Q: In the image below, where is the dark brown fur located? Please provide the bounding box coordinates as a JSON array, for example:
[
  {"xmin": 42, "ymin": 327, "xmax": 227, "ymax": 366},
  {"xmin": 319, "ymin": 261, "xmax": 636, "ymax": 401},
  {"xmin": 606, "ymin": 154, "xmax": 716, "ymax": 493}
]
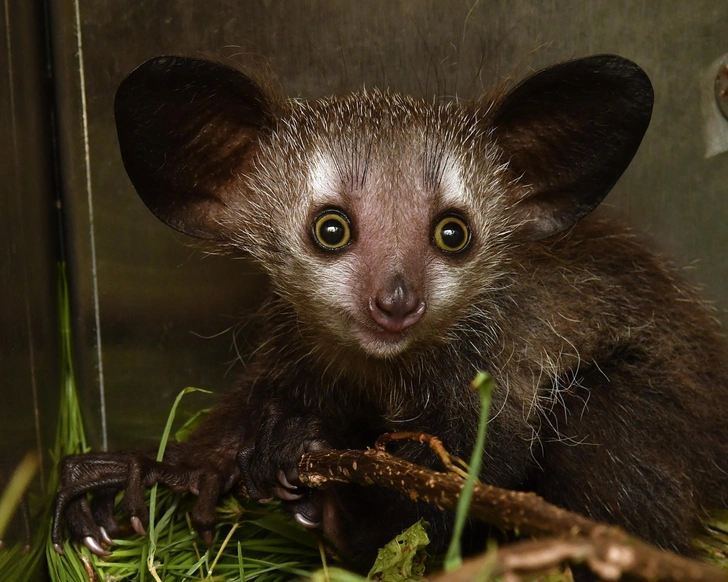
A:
[
  {"xmin": 53, "ymin": 55, "xmax": 728, "ymax": 569},
  {"xmin": 192, "ymin": 212, "xmax": 728, "ymax": 560}
]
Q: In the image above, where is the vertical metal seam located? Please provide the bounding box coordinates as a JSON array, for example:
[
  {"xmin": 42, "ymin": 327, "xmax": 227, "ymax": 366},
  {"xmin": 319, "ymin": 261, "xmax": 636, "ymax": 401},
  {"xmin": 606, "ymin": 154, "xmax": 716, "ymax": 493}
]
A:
[
  {"xmin": 72, "ymin": 0, "xmax": 107, "ymax": 450},
  {"xmin": 4, "ymin": 0, "xmax": 46, "ymax": 485}
]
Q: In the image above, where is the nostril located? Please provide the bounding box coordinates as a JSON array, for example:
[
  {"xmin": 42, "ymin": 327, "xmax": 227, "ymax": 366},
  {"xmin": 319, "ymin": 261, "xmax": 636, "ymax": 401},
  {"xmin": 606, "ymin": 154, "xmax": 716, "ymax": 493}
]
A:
[
  {"xmin": 376, "ymin": 290, "xmax": 415, "ymax": 319},
  {"xmin": 373, "ymin": 295, "xmax": 389, "ymax": 316},
  {"xmin": 370, "ymin": 285, "xmax": 425, "ymax": 332}
]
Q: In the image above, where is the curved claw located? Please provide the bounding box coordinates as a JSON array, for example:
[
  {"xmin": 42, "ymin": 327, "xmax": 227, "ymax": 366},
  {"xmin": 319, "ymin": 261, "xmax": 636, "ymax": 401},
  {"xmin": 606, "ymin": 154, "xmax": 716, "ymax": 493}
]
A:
[
  {"xmin": 294, "ymin": 512, "xmax": 320, "ymax": 529},
  {"xmin": 272, "ymin": 485, "xmax": 303, "ymax": 501},
  {"xmin": 277, "ymin": 469, "xmax": 298, "ymax": 490},
  {"xmin": 84, "ymin": 535, "xmax": 111, "ymax": 556},
  {"xmin": 130, "ymin": 516, "xmax": 147, "ymax": 536},
  {"xmin": 200, "ymin": 529, "xmax": 214, "ymax": 546},
  {"xmin": 99, "ymin": 526, "xmax": 114, "ymax": 546},
  {"xmin": 53, "ymin": 542, "xmax": 64, "ymax": 555}
]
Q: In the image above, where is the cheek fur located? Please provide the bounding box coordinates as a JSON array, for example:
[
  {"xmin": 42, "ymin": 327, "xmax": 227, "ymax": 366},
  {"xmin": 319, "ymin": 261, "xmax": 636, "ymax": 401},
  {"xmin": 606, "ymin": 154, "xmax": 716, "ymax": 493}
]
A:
[
  {"xmin": 284, "ymin": 252, "xmax": 367, "ymax": 339},
  {"xmin": 313, "ymin": 258, "xmax": 364, "ymax": 317},
  {"xmin": 426, "ymin": 261, "xmax": 463, "ymax": 313},
  {"xmin": 422, "ymin": 249, "xmax": 508, "ymax": 341}
]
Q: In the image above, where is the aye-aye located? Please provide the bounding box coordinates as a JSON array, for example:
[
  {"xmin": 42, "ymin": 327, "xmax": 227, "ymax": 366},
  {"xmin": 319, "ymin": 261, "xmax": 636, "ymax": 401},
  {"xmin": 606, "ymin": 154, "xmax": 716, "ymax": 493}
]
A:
[{"xmin": 52, "ymin": 54, "xmax": 728, "ymax": 566}]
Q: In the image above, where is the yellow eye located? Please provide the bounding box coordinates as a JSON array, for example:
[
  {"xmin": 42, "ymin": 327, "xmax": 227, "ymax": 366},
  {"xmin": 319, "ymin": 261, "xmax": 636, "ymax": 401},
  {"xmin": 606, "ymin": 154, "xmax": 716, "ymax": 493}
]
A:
[
  {"xmin": 433, "ymin": 215, "xmax": 470, "ymax": 253},
  {"xmin": 313, "ymin": 210, "xmax": 352, "ymax": 250}
]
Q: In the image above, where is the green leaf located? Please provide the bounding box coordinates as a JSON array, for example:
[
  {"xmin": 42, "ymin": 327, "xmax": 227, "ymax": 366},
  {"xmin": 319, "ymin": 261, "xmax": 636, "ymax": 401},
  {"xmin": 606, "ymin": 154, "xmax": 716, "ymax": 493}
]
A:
[
  {"xmin": 367, "ymin": 519, "xmax": 430, "ymax": 582},
  {"xmin": 174, "ymin": 407, "xmax": 211, "ymax": 442}
]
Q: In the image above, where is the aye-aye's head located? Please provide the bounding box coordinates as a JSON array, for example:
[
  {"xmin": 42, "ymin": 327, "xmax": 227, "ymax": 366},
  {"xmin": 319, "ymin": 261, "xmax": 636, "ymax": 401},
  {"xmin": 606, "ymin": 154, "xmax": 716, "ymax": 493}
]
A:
[{"xmin": 115, "ymin": 55, "xmax": 652, "ymax": 360}]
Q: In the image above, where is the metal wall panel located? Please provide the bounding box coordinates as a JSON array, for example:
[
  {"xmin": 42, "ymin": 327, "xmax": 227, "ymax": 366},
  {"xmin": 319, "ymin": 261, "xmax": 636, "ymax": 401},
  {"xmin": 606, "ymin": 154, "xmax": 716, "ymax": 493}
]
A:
[
  {"xmin": 45, "ymin": 0, "xmax": 728, "ymax": 454},
  {"xmin": 0, "ymin": 0, "xmax": 60, "ymax": 560}
]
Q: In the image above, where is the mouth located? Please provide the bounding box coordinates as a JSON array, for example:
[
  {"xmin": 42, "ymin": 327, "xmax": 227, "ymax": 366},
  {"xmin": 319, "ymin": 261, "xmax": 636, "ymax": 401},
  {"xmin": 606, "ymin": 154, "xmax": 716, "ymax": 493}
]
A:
[{"xmin": 353, "ymin": 323, "xmax": 415, "ymax": 358}]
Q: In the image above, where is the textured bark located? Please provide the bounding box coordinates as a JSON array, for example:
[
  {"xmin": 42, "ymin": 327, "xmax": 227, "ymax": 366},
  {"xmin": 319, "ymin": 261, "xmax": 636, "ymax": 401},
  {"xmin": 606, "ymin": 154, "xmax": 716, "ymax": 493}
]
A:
[{"xmin": 298, "ymin": 442, "xmax": 726, "ymax": 582}]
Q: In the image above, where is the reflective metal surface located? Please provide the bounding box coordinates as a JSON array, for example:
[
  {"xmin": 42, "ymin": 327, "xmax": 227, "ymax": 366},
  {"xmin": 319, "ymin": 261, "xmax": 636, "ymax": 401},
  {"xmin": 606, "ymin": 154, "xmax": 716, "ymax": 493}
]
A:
[
  {"xmin": 3, "ymin": 0, "xmax": 728, "ymax": 507},
  {"xmin": 0, "ymin": 0, "xmax": 59, "ymax": 566}
]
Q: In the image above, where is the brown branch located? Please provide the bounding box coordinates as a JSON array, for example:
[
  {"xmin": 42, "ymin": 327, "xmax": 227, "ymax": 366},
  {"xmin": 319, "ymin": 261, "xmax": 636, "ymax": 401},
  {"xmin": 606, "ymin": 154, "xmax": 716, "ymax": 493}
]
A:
[
  {"xmin": 297, "ymin": 437, "xmax": 726, "ymax": 582},
  {"xmin": 428, "ymin": 535, "xmax": 726, "ymax": 582}
]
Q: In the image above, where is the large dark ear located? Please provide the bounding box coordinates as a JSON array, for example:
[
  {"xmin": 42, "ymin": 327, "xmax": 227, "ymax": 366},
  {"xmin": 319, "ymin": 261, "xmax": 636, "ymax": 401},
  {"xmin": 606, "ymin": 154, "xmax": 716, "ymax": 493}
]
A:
[
  {"xmin": 114, "ymin": 56, "xmax": 275, "ymax": 239},
  {"xmin": 489, "ymin": 55, "xmax": 653, "ymax": 240}
]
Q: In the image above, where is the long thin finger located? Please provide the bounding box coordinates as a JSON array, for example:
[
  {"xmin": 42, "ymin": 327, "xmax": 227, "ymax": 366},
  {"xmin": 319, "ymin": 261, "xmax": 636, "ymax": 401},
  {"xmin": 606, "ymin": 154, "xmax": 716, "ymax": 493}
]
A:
[
  {"xmin": 191, "ymin": 472, "xmax": 221, "ymax": 545},
  {"xmin": 92, "ymin": 488, "xmax": 121, "ymax": 538},
  {"xmin": 123, "ymin": 458, "xmax": 150, "ymax": 533},
  {"xmin": 238, "ymin": 446, "xmax": 269, "ymax": 499}
]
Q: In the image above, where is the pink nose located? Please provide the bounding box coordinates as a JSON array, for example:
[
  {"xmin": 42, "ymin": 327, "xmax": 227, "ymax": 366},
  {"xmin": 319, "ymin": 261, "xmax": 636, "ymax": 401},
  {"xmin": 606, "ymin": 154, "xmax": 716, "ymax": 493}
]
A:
[{"xmin": 369, "ymin": 279, "xmax": 425, "ymax": 333}]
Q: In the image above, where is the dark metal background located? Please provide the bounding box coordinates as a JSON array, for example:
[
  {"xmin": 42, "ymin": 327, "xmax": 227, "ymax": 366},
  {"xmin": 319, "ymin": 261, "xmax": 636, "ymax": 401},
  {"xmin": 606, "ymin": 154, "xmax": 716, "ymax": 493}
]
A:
[
  {"xmin": 1, "ymin": 1, "xmax": 727, "ymax": 572},
  {"xmin": 0, "ymin": 0, "xmax": 59, "ymax": 503}
]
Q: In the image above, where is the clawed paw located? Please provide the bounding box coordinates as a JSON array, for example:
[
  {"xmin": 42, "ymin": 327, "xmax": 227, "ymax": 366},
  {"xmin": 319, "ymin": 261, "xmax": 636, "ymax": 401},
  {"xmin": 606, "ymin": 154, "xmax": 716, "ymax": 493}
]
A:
[
  {"xmin": 51, "ymin": 401, "xmax": 331, "ymax": 555},
  {"xmin": 51, "ymin": 449, "xmax": 237, "ymax": 555},
  {"xmin": 236, "ymin": 402, "xmax": 330, "ymax": 518}
]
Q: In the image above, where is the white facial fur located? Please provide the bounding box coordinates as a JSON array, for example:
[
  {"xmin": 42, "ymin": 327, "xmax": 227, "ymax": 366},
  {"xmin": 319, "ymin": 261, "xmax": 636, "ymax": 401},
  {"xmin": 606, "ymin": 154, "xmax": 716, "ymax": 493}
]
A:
[{"xmin": 235, "ymin": 91, "xmax": 512, "ymax": 364}]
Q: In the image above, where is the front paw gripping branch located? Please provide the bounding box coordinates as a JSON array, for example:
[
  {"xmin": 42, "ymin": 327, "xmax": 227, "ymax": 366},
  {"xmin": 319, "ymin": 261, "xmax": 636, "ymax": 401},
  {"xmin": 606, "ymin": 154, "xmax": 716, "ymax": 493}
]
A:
[{"xmin": 49, "ymin": 385, "xmax": 323, "ymax": 581}]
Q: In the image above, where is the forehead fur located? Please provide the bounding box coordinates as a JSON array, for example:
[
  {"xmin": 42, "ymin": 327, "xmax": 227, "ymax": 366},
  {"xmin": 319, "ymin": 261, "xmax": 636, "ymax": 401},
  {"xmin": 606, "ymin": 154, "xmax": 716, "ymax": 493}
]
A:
[
  {"xmin": 285, "ymin": 90, "xmax": 494, "ymax": 181},
  {"xmin": 258, "ymin": 91, "xmax": 507, "ymax": 216}
]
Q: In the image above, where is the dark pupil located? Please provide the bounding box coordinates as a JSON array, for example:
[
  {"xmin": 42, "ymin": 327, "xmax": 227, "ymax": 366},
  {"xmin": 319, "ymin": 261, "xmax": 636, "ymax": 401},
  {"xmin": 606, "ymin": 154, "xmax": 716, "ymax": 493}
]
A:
[
  {"xmin": 320, "ymin": 219, "xmax": 345, "ymax": 245},
  {"xmin": 441, "ymin": 221, "xmax": 465, "ymax": 248}
]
